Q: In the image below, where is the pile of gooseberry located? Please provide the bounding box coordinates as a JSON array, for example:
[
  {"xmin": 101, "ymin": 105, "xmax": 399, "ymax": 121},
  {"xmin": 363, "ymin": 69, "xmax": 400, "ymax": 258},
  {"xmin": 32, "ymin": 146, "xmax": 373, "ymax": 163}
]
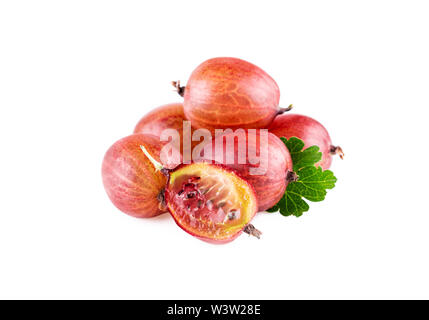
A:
[{"xmin": 102, "ymin": 57, "xmax": 343, "ymax": 244}]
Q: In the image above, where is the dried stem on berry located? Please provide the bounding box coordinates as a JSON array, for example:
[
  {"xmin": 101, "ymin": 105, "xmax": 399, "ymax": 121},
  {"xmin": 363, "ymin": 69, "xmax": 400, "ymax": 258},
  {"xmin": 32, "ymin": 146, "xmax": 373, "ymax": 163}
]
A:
[
  {"xmin": 172, "ymin": 81, "xmax": 185, "ymax": 97},
  {"xmin": 330, "ymin": 145, "xmax": 344, "ymax": 159},
  {"xmin": 286, "ymin": 170, "xmax": 299, "ymax": 183},
  {"xmin": 157, "ymin": 189, "xmax": 166, "ymax": 208},
  {"xmin": 243, "ymin": 224, "xmax": 262, "ymax": 239},
  {"xmin": 277, "ymin": 104, "xmax": 293, "ymax": 115}
]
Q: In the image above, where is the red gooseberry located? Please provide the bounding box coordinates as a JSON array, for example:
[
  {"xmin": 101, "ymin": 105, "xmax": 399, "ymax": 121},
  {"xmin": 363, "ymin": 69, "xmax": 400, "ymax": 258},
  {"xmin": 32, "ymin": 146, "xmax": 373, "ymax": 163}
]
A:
[
  {"xmin": 140, "ymin": 146, "xmax": 261, "ymax": 244},
  {"xmin": 200, "ymin": 130, "xmax": 294, "ymax": 211},
  {"xmin": 173, "ymin": 57, "xmax": 292, "ymax": 133},
  {"xmin": 134, "ymin": 103, "xmax": 199, "ymax": 157},
  {"xmin": 102, "ymin": 134, "xmax": 178, "ymax": 218},
  {"xmin": 269, "ymin": 114, "xmax": 344, "ymax": 169}
]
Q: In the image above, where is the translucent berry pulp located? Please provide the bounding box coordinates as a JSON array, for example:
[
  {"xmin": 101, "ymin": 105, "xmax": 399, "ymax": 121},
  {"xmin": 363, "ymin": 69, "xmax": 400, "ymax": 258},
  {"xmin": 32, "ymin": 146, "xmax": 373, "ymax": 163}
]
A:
[{"xmin": 165, "ymin": 162, "xmax": 258, "ymax": 243}]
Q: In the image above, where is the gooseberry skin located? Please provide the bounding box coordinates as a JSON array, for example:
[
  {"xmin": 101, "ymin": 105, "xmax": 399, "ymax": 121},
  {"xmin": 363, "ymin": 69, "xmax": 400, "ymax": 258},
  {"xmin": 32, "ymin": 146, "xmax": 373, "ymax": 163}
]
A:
[
  {"xmin": 269, "ymin": 114, "xmax": 337, "ymax": 169},
  {"xmin": 203, "ymin": 131, "xmax": 293, "ymax": 212},
  {"xmin": 182, "ymin": 57, "xmax": 281, "ymax": 132},
  {"xmin": 134, "ymin": 103, "xmax": 186, "ymax": 139},
  {"xmin": 102, "ymin": 134, "xmax": 172, "ymax": 218},
  {"xmin": 134, "ymin": 103, "xmax": 198, "ymax": 155},
  {"xmin": 164, "ymin": 162, "xmax": 258, "ymax": 244}
]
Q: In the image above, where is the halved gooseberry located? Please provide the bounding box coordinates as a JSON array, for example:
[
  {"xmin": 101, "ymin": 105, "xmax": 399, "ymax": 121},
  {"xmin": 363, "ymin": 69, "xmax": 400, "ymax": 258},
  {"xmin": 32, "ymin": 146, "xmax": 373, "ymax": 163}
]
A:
[
  {"xmin": 140, "ymin": 146, "xmax": 260, "ymax": 244},
  {"xmin": 165, "ymin": 162, "xmax": 259, "ymax": 243}
]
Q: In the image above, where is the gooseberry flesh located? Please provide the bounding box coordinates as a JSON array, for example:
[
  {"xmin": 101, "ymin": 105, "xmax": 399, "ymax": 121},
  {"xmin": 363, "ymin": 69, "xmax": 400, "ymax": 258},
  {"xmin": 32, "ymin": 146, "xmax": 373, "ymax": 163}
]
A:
[{"xmin": 165, "ymin": 162, "xmax": 259, "ymax": 243}]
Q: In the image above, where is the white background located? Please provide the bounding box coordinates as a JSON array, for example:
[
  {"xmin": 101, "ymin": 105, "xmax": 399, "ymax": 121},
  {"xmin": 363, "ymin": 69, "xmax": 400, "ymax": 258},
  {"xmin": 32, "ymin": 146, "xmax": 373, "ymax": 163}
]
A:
[{"xmin": 0, "ymin": 1, "xmax": 428, "ymax": 299}]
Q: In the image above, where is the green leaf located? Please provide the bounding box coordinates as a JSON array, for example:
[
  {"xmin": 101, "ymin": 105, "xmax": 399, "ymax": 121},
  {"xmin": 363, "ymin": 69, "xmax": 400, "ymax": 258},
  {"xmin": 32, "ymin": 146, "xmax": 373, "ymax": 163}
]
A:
[
  {"xmin": 268, "ymin": 137, "xmax": 337, "ymax": 217},
  {"xmin": 281, "ymin": 137, "xmax": 322, "ymax": 172}
]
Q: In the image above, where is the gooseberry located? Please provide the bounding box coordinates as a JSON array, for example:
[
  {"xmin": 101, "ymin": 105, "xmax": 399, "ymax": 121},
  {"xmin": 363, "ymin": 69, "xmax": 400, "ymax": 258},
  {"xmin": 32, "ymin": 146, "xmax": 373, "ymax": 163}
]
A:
[
  {"xmin": 140, "ymin": 147, "xmax": 260, "ymax": 243},
  {"xmin": 102, "ymin": 134, "xmax": 177, "ymax": 218},
  {"xmin": 173, "ymin": 57, "xmax": 292, "ymax": 133},
  {"xmin": 201, "ymin": 130, "xmax": 294, "ymax": 211},
  {"xmin": 269, "ymin": 114, "xmax": 343, "ymax": 169},
  {"xmin": 134, "ymin": 103, "xmax": 199, "ymax": 157}
]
